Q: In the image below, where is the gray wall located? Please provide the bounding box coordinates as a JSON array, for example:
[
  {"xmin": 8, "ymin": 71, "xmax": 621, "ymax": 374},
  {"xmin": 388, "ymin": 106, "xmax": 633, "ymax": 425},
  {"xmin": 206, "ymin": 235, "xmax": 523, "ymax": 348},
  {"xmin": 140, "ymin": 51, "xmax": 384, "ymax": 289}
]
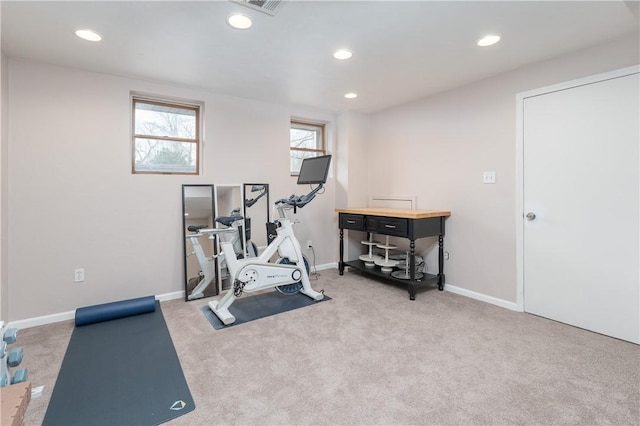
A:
[
  {"xmin": 5, "ymin": 59, "xmax": 336, "ymax": 321},
  {"xmin": 363, "ymin": 33, "xmax": 639, "ymax": 304},
  {"xmin": 3, "ymin": 32, "xmax": 638, "ymax": 323},
  {"xmin": 1, "ymin": 51, "xmax": 8, "ymax": 322}
]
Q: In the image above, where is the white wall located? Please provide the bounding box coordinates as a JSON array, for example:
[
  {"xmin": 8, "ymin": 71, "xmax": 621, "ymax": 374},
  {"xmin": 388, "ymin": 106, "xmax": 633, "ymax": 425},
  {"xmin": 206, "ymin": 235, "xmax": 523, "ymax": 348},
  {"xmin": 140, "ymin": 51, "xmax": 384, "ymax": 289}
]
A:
[
  {"xmin": 335, "ymin": 111, "xmax": 369, "ymax": 260},
  {"xmin": 6, "ymin": 32, "xmax": 638, "ymax": 323},
  {"xmin": 1, "ymin": 51, "xmax": 8, "ymax": 322},
  {"xmin": 6, "ymin": 58, "xmax": 336, "ymax": 321},
  {"xmin": 365, "ymin": 33, "xmax": 639, "ymax": 304}
]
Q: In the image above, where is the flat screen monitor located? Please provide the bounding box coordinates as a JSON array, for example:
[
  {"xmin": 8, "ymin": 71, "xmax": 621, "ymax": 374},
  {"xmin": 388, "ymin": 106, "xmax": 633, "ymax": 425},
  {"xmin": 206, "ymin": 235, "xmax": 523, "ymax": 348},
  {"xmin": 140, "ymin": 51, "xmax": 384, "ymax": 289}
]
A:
[{"xmin": 297, "ymin": 155, "xmax": 332, "ymax": 185}]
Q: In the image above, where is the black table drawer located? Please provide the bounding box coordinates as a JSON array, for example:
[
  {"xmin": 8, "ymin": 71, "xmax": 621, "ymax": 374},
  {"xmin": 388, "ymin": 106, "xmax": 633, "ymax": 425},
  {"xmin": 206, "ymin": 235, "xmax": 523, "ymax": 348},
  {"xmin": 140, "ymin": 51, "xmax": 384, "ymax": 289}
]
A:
[
  {"xmin": 340, "ymin": 214, "xmax": 365, "ymax": 230},
  {"xmin": 365, "ymin": 216, "xmax": 378, "ymax": 232},
  {"xmin": 376, "ymin": 217, "xmax": 408, "ymax": 237}
]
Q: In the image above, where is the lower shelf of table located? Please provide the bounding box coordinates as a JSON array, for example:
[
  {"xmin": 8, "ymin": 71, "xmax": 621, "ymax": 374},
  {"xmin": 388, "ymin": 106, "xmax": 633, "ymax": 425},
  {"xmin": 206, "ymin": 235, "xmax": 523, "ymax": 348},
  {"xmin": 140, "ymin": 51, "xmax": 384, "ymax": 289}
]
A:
[{"xmin": 343, "ymin": 259, "xmax": 439, "ymax": 286}]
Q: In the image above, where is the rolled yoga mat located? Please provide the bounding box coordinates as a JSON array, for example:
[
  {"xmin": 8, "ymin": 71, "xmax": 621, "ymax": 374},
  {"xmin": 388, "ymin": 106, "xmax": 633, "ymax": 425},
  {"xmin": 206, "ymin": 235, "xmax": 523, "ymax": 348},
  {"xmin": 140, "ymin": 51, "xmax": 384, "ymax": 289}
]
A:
[{"xmin": 75, "ymin": 295, "xmax": 156, "ymax": 326}]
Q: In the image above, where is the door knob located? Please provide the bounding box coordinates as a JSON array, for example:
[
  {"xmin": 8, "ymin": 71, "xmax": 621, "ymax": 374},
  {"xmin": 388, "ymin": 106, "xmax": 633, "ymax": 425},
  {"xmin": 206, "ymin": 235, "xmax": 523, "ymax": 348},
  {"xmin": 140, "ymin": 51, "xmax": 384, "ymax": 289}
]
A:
[{"xmin": 526, "ymin": 212, "xmax": 536, "ymax": 221}]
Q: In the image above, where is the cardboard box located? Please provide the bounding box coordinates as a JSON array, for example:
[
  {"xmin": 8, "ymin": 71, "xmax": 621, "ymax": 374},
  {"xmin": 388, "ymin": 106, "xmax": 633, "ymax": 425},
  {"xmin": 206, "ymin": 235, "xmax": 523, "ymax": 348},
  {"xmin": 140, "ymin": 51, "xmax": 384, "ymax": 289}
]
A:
[{"xmin": 1, "ymin": 381, "xmax": 31, "ymax": 426}]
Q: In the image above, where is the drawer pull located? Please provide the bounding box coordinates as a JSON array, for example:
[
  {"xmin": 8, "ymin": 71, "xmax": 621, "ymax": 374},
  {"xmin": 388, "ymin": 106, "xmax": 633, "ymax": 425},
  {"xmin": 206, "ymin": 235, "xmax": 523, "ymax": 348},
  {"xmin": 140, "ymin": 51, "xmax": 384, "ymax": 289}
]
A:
[
  {"xmin": 385, "ymin": 224, "xmax": 396, "ymax": 229},
  {"xmin": 347, "ymin": 220, "xmax": 356, "ymax": 224}
]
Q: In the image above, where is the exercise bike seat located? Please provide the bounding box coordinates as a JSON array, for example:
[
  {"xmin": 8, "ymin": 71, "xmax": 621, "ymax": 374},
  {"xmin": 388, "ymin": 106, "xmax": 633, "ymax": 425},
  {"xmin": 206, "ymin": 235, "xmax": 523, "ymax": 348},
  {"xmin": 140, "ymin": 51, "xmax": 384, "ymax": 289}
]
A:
[
  {"xmin": 187, "ymin": 225, "xmax": 208, "ymax": 233},
  {"xmin": 215, "ymin": 215, "xmax": 243, "ymax": 227}
]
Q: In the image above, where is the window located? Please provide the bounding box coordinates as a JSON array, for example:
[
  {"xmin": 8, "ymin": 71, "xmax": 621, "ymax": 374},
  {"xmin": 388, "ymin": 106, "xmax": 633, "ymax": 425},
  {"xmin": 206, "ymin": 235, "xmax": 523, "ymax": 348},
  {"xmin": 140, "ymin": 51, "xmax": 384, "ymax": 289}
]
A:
[
  {"xmin": 132, "ymin": 97, "xmax": 201, "ymax": 174},
  {"xmin": 290, "ymin": 120, "xmax": 325, "ymax": 175}
]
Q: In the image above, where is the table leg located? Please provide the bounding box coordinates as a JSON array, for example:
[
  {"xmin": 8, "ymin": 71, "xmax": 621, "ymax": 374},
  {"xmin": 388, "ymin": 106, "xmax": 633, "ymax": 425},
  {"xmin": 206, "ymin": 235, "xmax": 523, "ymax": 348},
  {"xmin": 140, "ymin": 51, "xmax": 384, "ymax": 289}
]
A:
[
  {"xmin": 339, "ymin": 228, "xmax": 345, "ymax": 275},
  {"xmin": 438, "ymin": 234, "xmax": 445, "ymax": 291},
  {"xmin": 408, "ymin": 239, "xmax": 416, "ymax": 300}
]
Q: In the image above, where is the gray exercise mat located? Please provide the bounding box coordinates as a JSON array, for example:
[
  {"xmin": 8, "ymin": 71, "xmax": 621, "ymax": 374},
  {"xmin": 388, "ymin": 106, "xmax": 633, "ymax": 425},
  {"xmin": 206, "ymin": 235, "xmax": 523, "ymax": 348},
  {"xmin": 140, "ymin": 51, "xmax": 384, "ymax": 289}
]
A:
[
  {"xmin": 43, "ymin": 301, "xmax": 194, "ymax": 426},
  {"xmin": 202, "ymin": 291, "xmax": 331, "ymax": 329}
]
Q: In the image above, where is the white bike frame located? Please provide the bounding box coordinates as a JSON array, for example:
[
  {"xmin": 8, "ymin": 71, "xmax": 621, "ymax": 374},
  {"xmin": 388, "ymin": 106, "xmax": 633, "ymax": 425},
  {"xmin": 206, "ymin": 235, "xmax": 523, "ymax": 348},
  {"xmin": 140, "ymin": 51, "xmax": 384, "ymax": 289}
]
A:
[
  {"xmin": 185, "ymin": 231, "xmax": 217, "ymax": 300},
  {"xmin": 186, "ymin": 215, "xmax": 258, "ymax": 300},
  {"xmin": 208, "ymin": 203, "xmax": 324, "ymax": 325}
]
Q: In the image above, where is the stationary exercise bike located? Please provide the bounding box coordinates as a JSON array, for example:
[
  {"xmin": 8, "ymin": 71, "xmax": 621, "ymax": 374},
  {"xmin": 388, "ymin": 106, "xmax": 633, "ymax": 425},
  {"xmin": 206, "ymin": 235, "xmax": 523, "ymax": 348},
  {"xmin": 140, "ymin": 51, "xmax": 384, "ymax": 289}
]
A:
[
  {"xmin": 185, "ymin": 186, "xmax": 267, "ymax": 300},
  {"xmin": 208, "ymin": 155, "xmax": 332, "ymax": 325}
]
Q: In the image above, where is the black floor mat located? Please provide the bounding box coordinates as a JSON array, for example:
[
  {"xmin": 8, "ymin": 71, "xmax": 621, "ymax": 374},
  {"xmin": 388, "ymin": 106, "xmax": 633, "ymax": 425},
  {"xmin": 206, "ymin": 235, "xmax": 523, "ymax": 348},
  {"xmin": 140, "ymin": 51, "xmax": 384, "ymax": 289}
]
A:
[{"xmin": 201, "ymin": 291, "xmax": 331, "ymax": 329}]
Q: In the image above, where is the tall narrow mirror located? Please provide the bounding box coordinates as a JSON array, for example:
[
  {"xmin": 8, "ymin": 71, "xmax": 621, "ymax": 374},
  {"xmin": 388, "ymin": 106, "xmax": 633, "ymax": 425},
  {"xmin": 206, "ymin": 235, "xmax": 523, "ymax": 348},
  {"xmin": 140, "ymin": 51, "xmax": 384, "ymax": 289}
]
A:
[
  {"xmin": 182, "ymin": 185, "xmax": 217, "ymax": 301},
  {"xmin": 243, "ymin": 183, "xmax": 270, "ymax": 255},
  {"xmin": 214, "ymin": 184, "xmax": 244, "ymax": 292}
]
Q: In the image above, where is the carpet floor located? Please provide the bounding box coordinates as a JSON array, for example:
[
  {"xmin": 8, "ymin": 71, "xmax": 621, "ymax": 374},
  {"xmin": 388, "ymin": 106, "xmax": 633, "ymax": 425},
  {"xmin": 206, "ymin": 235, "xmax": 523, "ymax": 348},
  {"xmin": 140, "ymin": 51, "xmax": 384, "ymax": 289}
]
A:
[{"xmin": 18, "ymin": 268, "xmax": 640, "ymax": 425}]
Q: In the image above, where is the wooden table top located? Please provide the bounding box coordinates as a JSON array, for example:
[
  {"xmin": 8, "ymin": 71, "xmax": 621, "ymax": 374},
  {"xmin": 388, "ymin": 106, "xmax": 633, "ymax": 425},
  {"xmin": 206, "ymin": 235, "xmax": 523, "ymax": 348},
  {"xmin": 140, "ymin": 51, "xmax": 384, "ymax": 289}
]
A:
[{"xmin": 335, "ymin": 207, "xmax": 451, "ymax": 219}]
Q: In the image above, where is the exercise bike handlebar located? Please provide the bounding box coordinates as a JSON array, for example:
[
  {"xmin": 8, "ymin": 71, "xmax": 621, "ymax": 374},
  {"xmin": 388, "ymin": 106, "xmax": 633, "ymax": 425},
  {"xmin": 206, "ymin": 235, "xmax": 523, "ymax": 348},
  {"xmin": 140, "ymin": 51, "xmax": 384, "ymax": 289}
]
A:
[
  {"xmin": 244, "ymin": 185, "xmax": 268, "ymax": 208},
  {"xmin": 275, "ymin": 184, "xmax": 324, "ymax": 211},
  {"xmin": 185, "ymin": 226, "xmax": 237, "ymax": 238}
]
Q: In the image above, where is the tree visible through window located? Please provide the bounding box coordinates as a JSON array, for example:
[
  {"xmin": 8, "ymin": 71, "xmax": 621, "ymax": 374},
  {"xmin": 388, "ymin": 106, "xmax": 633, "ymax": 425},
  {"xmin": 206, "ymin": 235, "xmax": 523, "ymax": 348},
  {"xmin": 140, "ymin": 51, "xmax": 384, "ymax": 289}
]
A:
[
  {"xmin": 132, "ymin": 97, "xmax": 201, "ymax": 174},
  {"xmin": 290, "ymin": 120, "xmax": 325, "ymax": 175}
]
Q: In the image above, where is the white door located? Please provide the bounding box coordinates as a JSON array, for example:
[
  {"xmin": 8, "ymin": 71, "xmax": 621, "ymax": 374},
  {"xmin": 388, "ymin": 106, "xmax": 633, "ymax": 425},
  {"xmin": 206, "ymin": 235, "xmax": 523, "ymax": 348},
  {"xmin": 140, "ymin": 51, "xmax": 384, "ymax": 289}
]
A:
[{"xmin": 522, "ymin": 69, "xmax": 639, "ymax": 343}]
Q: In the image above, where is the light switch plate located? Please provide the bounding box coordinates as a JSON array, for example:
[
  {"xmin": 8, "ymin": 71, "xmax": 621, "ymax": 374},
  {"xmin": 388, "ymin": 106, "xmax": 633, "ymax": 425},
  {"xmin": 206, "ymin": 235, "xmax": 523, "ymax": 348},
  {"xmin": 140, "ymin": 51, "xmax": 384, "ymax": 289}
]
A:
[{"xmin": 483, "ymin": 171, "xmax": 496, "ymax": 184}]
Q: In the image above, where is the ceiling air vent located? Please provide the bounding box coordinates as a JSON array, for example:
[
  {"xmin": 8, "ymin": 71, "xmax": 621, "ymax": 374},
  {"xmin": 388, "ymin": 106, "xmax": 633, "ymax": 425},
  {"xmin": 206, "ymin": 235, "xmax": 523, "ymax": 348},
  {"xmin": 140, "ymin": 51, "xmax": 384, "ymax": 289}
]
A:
[{"xmin": 229, "ymin": 0, "xmax": 284, "ymax": 16}]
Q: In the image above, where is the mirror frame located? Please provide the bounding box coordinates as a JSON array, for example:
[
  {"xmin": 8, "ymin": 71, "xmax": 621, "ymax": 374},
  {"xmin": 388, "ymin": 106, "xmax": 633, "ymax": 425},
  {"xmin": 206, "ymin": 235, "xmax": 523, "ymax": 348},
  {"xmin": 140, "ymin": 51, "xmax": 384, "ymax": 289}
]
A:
[
  {"xmin": 243, "ymin": 183, "xmax": 270, "ymax": 253},
  {"xmin": 213, "ymin": 184, "xmax": 244, "ymax": 293},
  {"xmin": 182, "ymin": 184, "xmax": 217, "ymax": 301}
]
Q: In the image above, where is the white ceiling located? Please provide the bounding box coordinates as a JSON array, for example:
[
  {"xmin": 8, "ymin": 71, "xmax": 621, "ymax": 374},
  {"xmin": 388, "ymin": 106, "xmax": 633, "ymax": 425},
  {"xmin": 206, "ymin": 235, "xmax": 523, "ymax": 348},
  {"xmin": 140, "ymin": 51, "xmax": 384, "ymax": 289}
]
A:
[{"xmin": 2, "ymin": 1, "xmax": 638, "ymax": 114}]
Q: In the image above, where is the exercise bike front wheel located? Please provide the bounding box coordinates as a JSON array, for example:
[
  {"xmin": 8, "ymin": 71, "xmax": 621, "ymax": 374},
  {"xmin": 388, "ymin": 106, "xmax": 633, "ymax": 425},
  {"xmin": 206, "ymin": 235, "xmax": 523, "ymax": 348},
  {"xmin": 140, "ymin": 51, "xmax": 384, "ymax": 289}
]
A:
[{"xmin": 275, "ymin": 256, "xmax": 310, "ymax": 295}]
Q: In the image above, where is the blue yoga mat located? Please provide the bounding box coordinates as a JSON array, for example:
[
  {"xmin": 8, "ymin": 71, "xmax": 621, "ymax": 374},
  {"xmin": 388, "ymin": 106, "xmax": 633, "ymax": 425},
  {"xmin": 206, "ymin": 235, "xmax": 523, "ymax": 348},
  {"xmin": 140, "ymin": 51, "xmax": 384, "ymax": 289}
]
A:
[
  {"xmin": 44, "ymin": 300, "xmax": 194, "ymax": 426},
  {"xmin": 75, "ymin": 295, "xmax": 156, "ymax": 326}
]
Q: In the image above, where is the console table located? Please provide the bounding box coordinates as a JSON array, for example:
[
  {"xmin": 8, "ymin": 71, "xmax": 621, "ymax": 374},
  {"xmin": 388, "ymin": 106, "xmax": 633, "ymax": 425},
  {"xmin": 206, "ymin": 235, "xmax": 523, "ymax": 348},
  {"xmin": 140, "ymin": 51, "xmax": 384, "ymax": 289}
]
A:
[{"xmin": 336, "ymin": 208, "xmax": 451, "ymax": 300}]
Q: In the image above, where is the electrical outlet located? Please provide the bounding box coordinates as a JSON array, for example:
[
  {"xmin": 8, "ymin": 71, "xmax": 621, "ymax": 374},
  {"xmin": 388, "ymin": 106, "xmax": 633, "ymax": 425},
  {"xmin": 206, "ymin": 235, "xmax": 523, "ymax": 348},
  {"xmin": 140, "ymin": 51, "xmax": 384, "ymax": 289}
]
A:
[
  {"xmin": 444, "ymin": 251, "xmax": 450, "ymax": 260},
  {"xmin": 306, "ymin": 240, "xmax": 312, "ymax": 249},
  {"xmin": 483, "ymin": 171, "xmax": 496, "ymax": 184},
  {"xmin": 74, "ymin": 268, "xmax": 85, "ymax": 283}
]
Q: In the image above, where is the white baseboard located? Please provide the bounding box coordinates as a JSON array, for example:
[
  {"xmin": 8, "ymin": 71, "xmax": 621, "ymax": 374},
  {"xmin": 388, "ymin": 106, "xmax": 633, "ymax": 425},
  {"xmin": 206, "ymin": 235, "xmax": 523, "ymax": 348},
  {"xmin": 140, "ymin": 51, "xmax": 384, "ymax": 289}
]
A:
[
  {"xmin": 7, "ymin": 290, "xmax": 186, "ymax": 330},
  {"xmin": 333, "ymin": 263, "xmax": 519, "ymax": 312},
  {"xmin": 313, "ymin": 262, "xmax": 338, "ymax": 271},
  {"xmin": 156, "ymin": 291, "xmax": 184, "ymax": 302},
  {"xmin": 444, "ymin": 283, "xmax": 521, "ymax": 312},
  {"xmin": 7, "ymin": 310, "xmax": 76, "ymax": 330},
  {"xmin": 7, "ymin": 279, "xmax": 517, "ymax": 328}
]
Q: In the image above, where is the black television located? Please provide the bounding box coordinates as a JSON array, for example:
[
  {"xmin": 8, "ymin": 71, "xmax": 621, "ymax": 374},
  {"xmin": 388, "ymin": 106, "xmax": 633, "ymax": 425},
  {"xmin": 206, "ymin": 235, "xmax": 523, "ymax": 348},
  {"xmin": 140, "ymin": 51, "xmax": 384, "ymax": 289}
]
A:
[{"xmin": 297, "ymin": 155, "xmax": 332, "ymax": 185}]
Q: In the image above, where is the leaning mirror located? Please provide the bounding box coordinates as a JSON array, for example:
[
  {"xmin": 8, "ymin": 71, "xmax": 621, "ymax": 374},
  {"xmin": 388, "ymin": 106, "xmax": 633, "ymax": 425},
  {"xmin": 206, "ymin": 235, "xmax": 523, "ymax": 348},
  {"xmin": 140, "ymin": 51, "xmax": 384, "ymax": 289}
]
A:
[
  {"xmin": 214, "ymin": 184, "xmax": 244, "ymax": 292},
  {"xmin": 182, "ymin": 185, "xmax": 217, "ymax": 301},
  {"xmin": 243, "ymin": 184, "xmax": 269, "ymax": 255}
]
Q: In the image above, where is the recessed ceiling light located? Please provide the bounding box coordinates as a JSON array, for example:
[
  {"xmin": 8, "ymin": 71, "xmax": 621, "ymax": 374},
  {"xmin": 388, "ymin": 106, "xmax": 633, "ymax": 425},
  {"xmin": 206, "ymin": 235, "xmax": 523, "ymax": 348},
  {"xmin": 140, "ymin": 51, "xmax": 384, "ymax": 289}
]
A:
[
  {"xmin": 344, "ymin": 93, "xmax": 358, "ymax": 99},
  {"xmin": 227, "ymin": 14, "xmax": 252, "ymax": 30},
  {"xmin": 75, "ymin": 29, "xmax": 102, "ymax": 42},
  {"xmin": 333, "ymin": 49, "xmax": 353, "ymax": 60},
  {"xmin": 477, "ymin": 35, "xmax": 501, "ymax": 47}
]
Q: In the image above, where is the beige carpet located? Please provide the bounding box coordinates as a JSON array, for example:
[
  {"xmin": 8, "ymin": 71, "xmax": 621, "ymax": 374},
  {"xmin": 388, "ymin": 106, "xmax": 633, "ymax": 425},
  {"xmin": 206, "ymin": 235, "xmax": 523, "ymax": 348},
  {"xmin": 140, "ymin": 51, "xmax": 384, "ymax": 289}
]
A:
[{"xmin": 19, "ymin": 269, "xmax": 639, "ymax": 425}]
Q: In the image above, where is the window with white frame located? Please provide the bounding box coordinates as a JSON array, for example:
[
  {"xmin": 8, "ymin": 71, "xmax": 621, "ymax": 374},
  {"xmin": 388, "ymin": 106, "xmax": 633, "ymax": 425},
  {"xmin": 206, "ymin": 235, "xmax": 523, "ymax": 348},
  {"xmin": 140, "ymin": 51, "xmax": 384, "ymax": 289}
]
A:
[
  {"xmin": 132, "ymin": 97, "xmax": 201, "ymax": 174},
  {"xmin": 290, "ymin": 120, "xmax": 326, "ymax": 175}
]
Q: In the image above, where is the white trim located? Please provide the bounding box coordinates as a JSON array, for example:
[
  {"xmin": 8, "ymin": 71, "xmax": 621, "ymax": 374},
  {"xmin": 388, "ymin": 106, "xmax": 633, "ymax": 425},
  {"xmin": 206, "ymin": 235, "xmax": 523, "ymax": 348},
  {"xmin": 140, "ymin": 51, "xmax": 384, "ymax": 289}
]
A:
[
  {"xmin": 7, "ymin": 310, "xmax": 76, "ymax": 330},
  {"xmin": 156, "ymin": 291, "xmax": 185, "ymax": 302},
  {"xmin": 368, "ymin": 195, "xmax": 416, "ymax": 210},
  {"xmin": 313, "ymin": 262, "xmax": 338, "ymax": 271},
  {"xmin": 7, "ymin": 290, "xmax": 185, "ymax": 330},
  {"xmin": 517, "ymin": 65, "xmax": 639, "ymax": 100},
  {"xmin": 515, "ymin": 65, "xmax": 640, "ymax": 314},
  {"xmin": 515, "ymin": 87, "xmax": 525, "ymax": 312},
  {"xmin": 444, "ymin": 283, "xmax": 520, "ymax": 312}
]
